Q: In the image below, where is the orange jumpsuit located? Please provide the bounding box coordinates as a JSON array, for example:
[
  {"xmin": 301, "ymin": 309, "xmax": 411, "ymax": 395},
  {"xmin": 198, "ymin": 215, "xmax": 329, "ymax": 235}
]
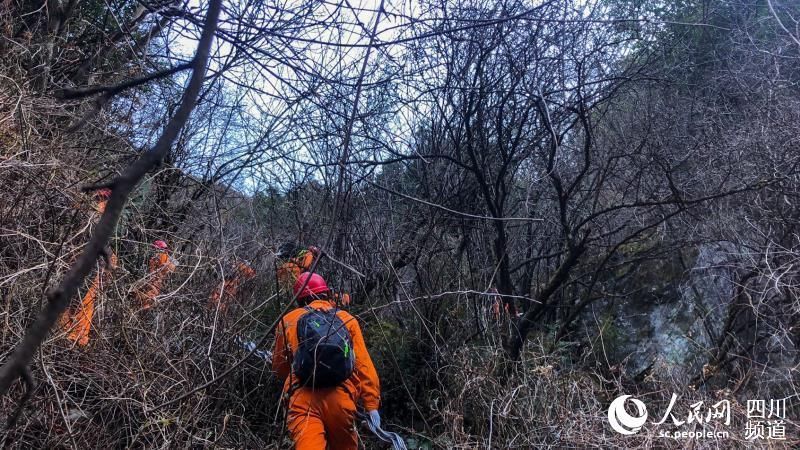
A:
[
  {"xmin": 490, "ymin": 298, "xmax": 511, "ymax": 321},
  {"xmin": 487, "ymin": 288, "xmax": 510, "ymax": 321},
  {"xmin": 272, "ymin": 299, "xmax": 381, "ymax": 450},
  {"xmin": 335, "ymin": 292, "xmax": 351, "ymax": 306},
  {"xmin": 136, "ymin": 251, "xmax": 176, "ymax": 309},
  {"xmin": 60, "ymin": 193, "xmax": 116, "ymax": 346},
  {"xmin": 61, "ymin": 252, "xmax": 117, "ymax": 346},
  {"xmin": 209, "ymin": 262, "xmax": 256, "ymax": 310},
  {"xmin": 277, "ymin": 249, "xmax": 316, "ymax": 292}
]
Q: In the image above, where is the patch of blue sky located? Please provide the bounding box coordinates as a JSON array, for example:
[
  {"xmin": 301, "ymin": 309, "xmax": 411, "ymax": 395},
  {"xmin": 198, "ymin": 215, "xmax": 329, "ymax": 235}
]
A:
[
  {"xmin": 129, "ymin": 0, "xmax": 624, "ymax": 196},
  {"xmin": 147, "ymin": 0, "xmax": 424, "ymax": 195}
]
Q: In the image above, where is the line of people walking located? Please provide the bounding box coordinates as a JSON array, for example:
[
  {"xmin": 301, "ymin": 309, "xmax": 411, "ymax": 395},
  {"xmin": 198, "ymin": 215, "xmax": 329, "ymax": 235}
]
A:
[{"xmin": 57, "ymin": 191, "xmax": 392, "ymax": 448}]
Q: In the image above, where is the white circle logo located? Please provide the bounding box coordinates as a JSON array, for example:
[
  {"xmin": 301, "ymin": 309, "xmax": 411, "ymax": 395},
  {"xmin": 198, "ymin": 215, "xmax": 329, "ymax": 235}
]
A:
[{"xmin": 608, "ymin": 395, "xmax": 648, "ymax": 435}]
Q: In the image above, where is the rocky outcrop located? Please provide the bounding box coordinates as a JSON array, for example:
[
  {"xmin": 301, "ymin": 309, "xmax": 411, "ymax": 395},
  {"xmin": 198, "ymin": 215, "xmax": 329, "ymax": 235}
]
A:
[{"xmin": 584, "ymin": 243, "xmax": 737, "ymax": 380}]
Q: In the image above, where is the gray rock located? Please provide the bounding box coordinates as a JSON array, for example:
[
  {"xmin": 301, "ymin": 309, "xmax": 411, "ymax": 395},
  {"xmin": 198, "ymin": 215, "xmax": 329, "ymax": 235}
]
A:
[{"xmin": 584, "ymin": 243, "xmax": 738, "ymax": 380}]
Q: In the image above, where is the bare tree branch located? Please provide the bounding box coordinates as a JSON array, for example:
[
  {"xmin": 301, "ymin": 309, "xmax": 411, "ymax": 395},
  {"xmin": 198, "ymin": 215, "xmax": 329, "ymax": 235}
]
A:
[{"xmin": 0, "ymin": 0, "xmax": 223, "ymax": 397}]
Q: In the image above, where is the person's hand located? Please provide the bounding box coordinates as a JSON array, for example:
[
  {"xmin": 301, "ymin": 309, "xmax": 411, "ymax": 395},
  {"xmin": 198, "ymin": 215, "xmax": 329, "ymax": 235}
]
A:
[{"xmin": 368, "ymin": 410, "xmax": 381, "ymax": 428}]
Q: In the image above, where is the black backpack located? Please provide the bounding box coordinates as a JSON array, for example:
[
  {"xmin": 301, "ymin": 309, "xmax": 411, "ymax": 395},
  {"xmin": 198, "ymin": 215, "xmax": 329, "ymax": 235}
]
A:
[{"xmin": 292, "ymin": 307, "xmax": 355, "ymax": 388}]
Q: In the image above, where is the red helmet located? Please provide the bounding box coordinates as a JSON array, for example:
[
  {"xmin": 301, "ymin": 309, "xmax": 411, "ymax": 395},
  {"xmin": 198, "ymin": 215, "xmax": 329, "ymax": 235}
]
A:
[
  {"xmin": 152, "ymin": 240, "xmax": 168, "ymax": 250},
  {"xmin": 293, "ymin": 272, "xmax": 329, "ymax": 301}
]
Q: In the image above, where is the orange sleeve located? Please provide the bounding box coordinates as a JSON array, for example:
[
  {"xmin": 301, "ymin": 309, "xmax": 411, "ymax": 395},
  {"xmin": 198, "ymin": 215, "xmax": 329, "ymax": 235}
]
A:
[
  {"xmin": 277, "ymin": 262, "xmax": 301, "ymax": 290},
  {"xmin": 300, "ymin": 251, "xmax": 315, "ymax": 270},
  {"xmin": 271, "ymin": 318, "xmax": 292, "ymax": 383},
  {"xmin": 343, "ymin": 313, "xmax": 381, "ymax": 411}
]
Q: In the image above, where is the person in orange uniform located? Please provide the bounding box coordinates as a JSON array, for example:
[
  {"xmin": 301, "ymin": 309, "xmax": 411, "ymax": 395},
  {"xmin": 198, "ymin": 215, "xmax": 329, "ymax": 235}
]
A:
[
  {"xmin": 272, "ymin": 272, "xmax": 381, "ymax": 450},
  {"xmin": 276, "ymin": 244, "xmax": 319, "ymax": 292},
  {"xmin": 275, "ymin": 245, "xmax": 355, "ymax": 305},
  {"xmin": 336, "ymin": 291, "xmax": 351, "ymax": 306},
  {"xmin": 94, "ymin": 188, "xmax": 111, "ymax": 213},
  {"xmin": 208, "ymin": 261, "xmax": 256, "ymax": 311},
  {"xmin": 136, "ymin": 240, "xmax": 177, "ymax": 309},
  {"xmin": 60, "ymin": 188, "xmax": 117, "ymax": 346},
  {"xmin": 61, "ymin": 252, "xmax": 117, "ymax": 346}
]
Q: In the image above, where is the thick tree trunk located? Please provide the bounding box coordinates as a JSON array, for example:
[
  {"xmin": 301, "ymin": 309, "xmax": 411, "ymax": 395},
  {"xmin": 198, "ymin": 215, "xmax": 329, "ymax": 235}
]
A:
[{"xmin": 505, "ymin": 239, "xmax": 587, "ymax": 360}]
